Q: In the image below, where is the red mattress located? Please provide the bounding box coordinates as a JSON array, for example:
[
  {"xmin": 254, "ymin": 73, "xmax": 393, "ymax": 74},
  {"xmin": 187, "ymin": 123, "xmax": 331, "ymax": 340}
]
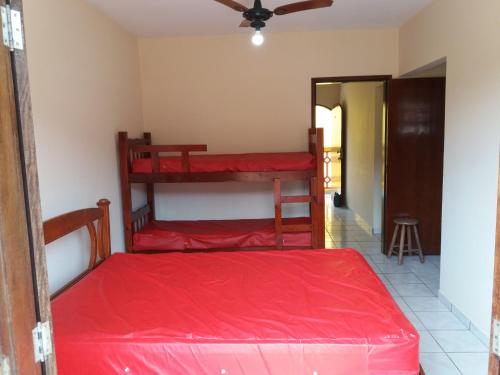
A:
[
  {"xmin": 133, "ymin": 218, "xmax": 312, "ymax": 251},
  {"xmin": 132, "ymin": 152, "xmax": 315, "ymax": 173},
  {"xmin": 52, "ymin": 250, "xmax": 419, "ymax": 375}
]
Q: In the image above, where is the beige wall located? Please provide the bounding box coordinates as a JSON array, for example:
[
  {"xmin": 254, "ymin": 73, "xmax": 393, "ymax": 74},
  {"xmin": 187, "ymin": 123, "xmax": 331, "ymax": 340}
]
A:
[
  {"xmin": 24, "ymin": 0, "xmax": 143, "ymax": 293},
  {"xmin": 139, "ymin": 29, "xmax": 398, "ymax": 220},
  {"xmin": 400, "ymin": 0, "xmax": 500, "ymax": 336},
  {"xmin": 341, "ymin": 82, "xmax": 384, "ymax": 231},
  {"xmin": 139, "ymin": 29, "xmax": 398, "ymax": 153}
]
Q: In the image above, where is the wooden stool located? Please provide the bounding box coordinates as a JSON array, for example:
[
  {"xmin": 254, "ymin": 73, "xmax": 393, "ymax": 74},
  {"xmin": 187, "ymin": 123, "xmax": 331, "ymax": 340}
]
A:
[{"xmin": 387, "ymin": 218, "xmax": 425, "ymax": 265}]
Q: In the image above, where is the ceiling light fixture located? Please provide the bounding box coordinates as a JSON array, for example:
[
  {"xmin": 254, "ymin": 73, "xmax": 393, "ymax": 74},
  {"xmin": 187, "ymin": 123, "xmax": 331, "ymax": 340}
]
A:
[
  {"xmin": 251, "ymin": 29, "xmax": 264, "ymax": 46},
  {"xmin": 214, "ymin": 0, "xmax": 334, "ymax": 47}
]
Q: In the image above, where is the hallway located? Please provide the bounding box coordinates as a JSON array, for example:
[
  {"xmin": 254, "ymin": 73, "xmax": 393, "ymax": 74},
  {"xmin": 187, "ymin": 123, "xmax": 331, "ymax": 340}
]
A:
[{"xmin": 324, "ymin": 198, "xmax": 489, "ymax": 375}]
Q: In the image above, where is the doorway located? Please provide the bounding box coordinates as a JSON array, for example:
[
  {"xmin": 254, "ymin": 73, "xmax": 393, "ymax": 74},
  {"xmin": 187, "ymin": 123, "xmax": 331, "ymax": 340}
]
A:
[
  {"xmin": 315, "ymin": 103, "xmax": 342, "ymax": 195},
  {"xmin": 312, "ymin": 76, "xmax": 390, "ymax": 247}
]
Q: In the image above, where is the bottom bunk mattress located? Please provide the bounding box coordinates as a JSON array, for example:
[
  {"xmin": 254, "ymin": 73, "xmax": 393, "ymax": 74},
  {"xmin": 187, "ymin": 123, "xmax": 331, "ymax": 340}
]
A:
[
  {"xmin": 52, "ymin": 249, "xmax": 419, "ymax": 375},
  {"xmin": 132, "ymin": 217, "xmax": 312, "ymax": 251}
]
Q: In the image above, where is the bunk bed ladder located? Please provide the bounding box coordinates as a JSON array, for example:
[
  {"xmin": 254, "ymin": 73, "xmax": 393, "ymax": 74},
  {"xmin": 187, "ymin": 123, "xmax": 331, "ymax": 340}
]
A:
[{"xmin": 273, "ymin": 178, "xmax": 315, "ymax": 249}]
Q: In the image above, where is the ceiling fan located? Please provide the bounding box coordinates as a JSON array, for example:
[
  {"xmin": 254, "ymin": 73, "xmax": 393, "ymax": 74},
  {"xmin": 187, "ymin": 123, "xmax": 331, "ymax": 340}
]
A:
[{"xmin": 214, "ymin": 0, "xmax": 334, "ymax": 45}]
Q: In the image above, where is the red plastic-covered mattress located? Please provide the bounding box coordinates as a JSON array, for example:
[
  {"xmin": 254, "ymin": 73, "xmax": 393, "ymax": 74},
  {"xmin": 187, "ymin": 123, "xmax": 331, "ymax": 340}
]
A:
[
  {"xmin": 132, "ymin": 152, "xmax": 315, "ymax": 173},
  {"xmin": 133, "ymin": 218, "xmax": 311, "ymax": 251},
  {"xmin": 52, "ymin": 249, "xmax": 419, "ymax": 375}
]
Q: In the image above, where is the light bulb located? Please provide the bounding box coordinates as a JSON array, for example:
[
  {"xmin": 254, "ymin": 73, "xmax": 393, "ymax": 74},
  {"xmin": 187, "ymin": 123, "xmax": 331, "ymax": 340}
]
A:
[{"xmin": 251, "ymin": 30, "xmax": 264, "ymax": 46}]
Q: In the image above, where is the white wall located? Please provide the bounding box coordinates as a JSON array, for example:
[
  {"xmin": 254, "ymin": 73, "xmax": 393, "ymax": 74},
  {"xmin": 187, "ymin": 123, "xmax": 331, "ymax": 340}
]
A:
[
  {"xmin": 341, "ymin": 82, "xmax": 384, "ymax": 232},
  {"xmin": 24, "ymin": 0, "xmax": 143, "ymax": 293},
  {"xmin": 400, "ymin": 0, "xmax": 500, "ymax": 336},
  {"xmin": 139, "ymin": 29, "xmax": 399, "ymax": 220}
]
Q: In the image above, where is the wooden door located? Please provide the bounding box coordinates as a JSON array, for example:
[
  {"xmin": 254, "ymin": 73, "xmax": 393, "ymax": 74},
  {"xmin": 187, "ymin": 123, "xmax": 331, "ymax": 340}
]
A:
[
  {"xmin": 0, "ymin": 0, "xmax": 56, "ymax": 373},
  {"xmin": 384, "ymin": 78, "xmax": 446, "ymax": 255},
  {"xmin": 489, "ymin": 157, "xmax": 500, "ymax": 374}
]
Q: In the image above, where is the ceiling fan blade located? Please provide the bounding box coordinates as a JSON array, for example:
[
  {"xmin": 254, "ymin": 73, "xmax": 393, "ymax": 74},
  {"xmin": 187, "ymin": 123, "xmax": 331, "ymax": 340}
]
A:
[
  {"xmin": 274, "ymin": 0, "xmax": 333, "ymax": 15},
  {"xmin": 239, "ymin": 19, "xmax": 251, "ymax": 27},
  {"xmin": 214, "ymin": 0, "xmax": 248, "ymax": 13}
]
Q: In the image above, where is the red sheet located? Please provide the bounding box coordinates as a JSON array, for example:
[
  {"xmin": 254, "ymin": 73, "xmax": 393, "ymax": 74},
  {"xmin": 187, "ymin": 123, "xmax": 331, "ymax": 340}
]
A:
[
  {"xmin": 52, "ymin": 250, "xmax": 419, "ymax": 375},
  {"xmin": 132, "ymin": 152, "xmax": 315, "ymax": 173},
  {"xmin": 133, "ymin": 218, "xmax": 312, "ymax": 251}
]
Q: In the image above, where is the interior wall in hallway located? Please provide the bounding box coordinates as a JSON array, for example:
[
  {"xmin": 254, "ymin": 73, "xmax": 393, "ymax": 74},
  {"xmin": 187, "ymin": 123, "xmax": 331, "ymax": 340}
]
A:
[{"xmin": 341, "ymin": 82, "xmax": 384, "ymax": 233}]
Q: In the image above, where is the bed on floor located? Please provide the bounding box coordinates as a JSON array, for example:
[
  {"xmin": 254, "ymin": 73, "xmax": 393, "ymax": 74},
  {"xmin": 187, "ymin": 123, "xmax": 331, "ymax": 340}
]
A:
[
  {"xmin": 46, "ymin": 200, "xmax": 423, "ymax": 375},
  {"xmin": 118, "ymin": 128, "xmax": 325, "ymax": 252}
]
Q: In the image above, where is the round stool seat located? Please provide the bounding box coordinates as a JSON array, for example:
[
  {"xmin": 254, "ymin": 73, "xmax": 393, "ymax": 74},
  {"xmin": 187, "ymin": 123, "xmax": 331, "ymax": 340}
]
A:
[{"xmin": 394, "ymin": 217, "xmax": 419, "ymax": 225}]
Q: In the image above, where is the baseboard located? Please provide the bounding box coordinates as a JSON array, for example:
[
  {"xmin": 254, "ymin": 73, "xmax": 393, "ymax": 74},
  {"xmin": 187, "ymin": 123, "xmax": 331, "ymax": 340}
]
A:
[{"xmin": 438, "ymin": 290, "xmax": 490, "ymax": 347}]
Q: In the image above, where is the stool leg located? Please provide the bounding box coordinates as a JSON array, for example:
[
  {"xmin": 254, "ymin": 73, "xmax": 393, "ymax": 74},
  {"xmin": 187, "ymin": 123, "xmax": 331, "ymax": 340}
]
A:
[
  {"xmin": 407, "ymin": 225, "xmax": 413, "ymax": 256},
  {"xmin": 398, "ymin": 224, "xmax": 406, "ymax": 265},
  {"xmin": 413, "ymin": 225, "xmax": 425, "ymax": 263},
  {"xmin": 388, "ymin": 224, "xmax": 400, "ymax": 258}
]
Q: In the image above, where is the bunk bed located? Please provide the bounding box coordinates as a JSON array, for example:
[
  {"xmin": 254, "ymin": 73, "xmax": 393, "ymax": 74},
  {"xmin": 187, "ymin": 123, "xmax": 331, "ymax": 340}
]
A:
[
  {"xmin": 118, "ymin": 128, "xmax": 326, "ymax": 252},
  {"xmin": 45, "ymin": 201, "xmax": 424, "ymax": 375}
]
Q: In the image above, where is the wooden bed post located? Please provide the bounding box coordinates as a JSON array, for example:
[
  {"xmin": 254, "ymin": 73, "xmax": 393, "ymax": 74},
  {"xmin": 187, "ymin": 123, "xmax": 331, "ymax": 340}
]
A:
[
  {"xmin": 315, "ymin": 128, "xmax": 325, "ymax": 248},
  {"xmin": 273, "ymin": 179, "xmax": 284, "ymax": 249},
  {"xmin": 309, "ymin": 128, "xmax": 325, "ymax": 249},
  {"xmin": 118, "ymin": 132, "xmax": 133, "ymax": 252},
  {"xmin": 97, "ymin": 199, "xmax": 111, "ymax": 259},
  {"xmin": 143, "ymin": 132, "xmax": 156, "ymax": 222}
]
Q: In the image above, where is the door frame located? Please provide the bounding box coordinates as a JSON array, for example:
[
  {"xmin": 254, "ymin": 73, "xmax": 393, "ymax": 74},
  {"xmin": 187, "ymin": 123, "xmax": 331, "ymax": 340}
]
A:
[
  {"xmin": 311, "ymin": 75, "xmax": 391, "ymax": 234},
  {"xmin": 489, "ymin": 156, "xmax": 500, "ymax": 374},
  {"xmin": 0, "ymin": 0, "xmax": 56, "ymax": 373}
]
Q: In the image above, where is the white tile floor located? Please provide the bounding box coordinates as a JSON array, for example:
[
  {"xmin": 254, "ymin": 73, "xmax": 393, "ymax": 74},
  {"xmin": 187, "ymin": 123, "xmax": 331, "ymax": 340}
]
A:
[{"xmin": 325, "ymin": 203, "xmax": 489, "ymax": 375}]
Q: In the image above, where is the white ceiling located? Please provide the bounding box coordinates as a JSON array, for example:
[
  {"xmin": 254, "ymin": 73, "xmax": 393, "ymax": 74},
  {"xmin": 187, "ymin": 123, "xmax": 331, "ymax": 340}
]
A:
[{"xmin": 85, "ymin": 0, "xmax": 433, "ymax": 37}]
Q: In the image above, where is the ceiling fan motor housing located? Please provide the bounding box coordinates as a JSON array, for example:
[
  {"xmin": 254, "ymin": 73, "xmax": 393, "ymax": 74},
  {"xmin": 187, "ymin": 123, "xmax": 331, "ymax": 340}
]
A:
[{"xmin": 243, "ymin": 1, "xmax": 273, "ymax": 29}]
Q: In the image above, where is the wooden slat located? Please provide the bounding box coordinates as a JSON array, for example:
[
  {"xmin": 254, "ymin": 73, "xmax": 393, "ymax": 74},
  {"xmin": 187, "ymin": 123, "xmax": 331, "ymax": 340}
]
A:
[
  {"xmin": 281, "ymin": 224, "xmax": 313, "ymax": 233},
  {"xmin": 281, "ymin": 195, "xmax": 312, "ymax": 204},
  {"xmin": 43, "ymin": 208, "xmax": 102, "ymax": 244},
  {"xmin": 131, "ymin": 205, "xmax": 151, "ymax": 223},
  {"xmin": 132, "ymin": 144, "xmax": 207, "ymax": 153},
  {"xmin": 131, "ymin": 246, "xmax": 314, "ymax": 254},
  {"xmin": 130, "ymin": 170, "xmax": 314, "ymax": 184}
]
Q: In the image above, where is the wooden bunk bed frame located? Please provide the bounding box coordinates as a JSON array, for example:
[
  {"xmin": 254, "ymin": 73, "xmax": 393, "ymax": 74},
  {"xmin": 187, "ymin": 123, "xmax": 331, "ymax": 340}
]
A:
[
  {"xmin": 118, "ymin": 128, "xmax": 326, "ymax": 252},
  {"xmin": 44, "ymin": 200, "xmax": 426, "ymax": 375}
]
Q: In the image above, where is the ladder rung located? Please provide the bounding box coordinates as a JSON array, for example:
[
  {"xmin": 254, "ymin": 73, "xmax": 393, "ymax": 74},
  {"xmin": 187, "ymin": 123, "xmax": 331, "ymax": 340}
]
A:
[
  {"xmin": 281, "ymin": 224, "xmax": 313, "ymax": 233},
  {"xmin": 281, "ymin": 195, "xmax": 312, "ymax": 204}
]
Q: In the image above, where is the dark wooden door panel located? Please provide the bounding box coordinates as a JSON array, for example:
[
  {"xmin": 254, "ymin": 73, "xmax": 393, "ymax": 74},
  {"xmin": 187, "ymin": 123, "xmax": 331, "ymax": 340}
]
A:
[
  {"xmin": 385, "ymin": 78, "xmax": 446, "ymax": 255},
  {"xmin": 0, "ymin": 0, "xmax": 56, "ymax": 373}
]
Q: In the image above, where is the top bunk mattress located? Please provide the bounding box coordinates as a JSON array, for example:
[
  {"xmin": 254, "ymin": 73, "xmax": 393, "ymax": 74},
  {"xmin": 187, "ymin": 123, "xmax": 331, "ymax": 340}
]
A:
[
  {"xmin": 51, "ymin": 249, "xmax": 419, "ymax": 375},
  {"xmin": 132, "ymin": 152, "xmax": 315, "ymax": 173}
]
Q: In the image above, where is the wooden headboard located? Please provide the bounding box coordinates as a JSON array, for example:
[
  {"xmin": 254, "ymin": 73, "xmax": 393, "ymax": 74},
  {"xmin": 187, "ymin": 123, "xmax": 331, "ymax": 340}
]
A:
[{"xmin": 44, "ymin": 199, "xmax": 111, "ymax": 299}]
